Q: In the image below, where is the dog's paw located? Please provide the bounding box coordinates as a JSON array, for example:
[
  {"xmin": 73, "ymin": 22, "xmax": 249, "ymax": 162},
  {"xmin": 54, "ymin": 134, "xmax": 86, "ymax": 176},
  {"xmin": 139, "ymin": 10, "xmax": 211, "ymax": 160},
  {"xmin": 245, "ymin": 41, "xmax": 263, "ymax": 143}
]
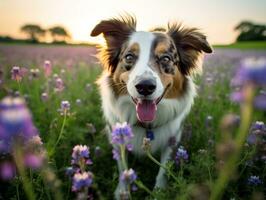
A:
[
  {"xmin": 114, "ymin": 183, "xmax": 128, "ymax": 200},
  {"xmin": 154, "ymin": 174, "xmax": 167, "ymax": 189}
]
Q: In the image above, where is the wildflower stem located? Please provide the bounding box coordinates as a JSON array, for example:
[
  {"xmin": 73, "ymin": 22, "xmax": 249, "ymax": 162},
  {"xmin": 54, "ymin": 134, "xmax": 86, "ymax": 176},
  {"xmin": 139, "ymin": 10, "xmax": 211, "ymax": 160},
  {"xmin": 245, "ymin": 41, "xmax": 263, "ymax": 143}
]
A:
[
  {"xmin": 13, "ymin": 146, "xmax": 36, "ymax": 200},
  {"xmin": 134, "ymin": 180, "xmax": 156, "ymax": 198},
  {"xmin": 17, "ymin": 81, "xmax": 22, "ymax": 94},
  {"xmin": 120, "ymin": 144, "xmax": 128, "ymax": 170},
  {"xmin": 146, "ymin": 151, "xmax": 179, "ymax": 183},
  {"xmin": 53, "ymin": 111, "xmax": 67, "ymax": 152},
  {"xmin": 210, "ymin": 84, "xmax": 254, "ymax": 200}
]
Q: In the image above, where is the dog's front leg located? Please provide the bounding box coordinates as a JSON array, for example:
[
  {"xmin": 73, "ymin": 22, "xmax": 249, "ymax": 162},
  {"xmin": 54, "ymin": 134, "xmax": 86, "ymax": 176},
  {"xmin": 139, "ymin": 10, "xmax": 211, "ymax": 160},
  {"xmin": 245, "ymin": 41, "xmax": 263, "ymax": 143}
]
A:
[
  {"xmin": 114, "ymin": 157, "xmax": 127, "ymax": 199},
  {"xmin": 154, "ymin": 147, "xmax": 172, "ymax": 189}
]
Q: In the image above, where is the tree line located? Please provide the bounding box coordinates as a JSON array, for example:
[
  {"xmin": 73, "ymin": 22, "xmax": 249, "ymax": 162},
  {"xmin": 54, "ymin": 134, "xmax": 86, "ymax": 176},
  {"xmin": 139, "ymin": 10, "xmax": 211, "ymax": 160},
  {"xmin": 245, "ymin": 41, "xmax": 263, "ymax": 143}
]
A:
[
  {"xmin": 234, "ymin": 21, "xmax": 266, "ymax": 42},
  {"xmin": 20, "ymin": 24, "xmax": 71, "ymax": 43}
]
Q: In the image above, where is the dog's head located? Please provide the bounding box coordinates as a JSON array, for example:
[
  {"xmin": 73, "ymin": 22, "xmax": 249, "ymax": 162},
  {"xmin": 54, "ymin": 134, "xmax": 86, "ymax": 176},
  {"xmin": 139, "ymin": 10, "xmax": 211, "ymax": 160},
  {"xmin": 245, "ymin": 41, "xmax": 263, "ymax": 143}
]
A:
[{"xmin": 91, "ymin": 15, "xmax": 212, "ymax": 123}]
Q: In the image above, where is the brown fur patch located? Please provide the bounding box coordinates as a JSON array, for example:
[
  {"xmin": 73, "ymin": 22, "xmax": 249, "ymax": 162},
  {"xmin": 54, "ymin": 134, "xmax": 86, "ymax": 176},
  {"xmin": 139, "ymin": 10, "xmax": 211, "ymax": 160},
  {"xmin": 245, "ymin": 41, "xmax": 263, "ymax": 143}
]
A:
[
  {"xmin": 152, "ymin": 35, "xmax": 186, "ymax": 99},
  {"xmin": 168, "ymin": 23, "xmax": 212, "ymax": 75},
  {"xmin": 111, "ymin": 42, "xmax": 140, "ymax": 97},
  {"xmin": 91, "ymin": 16, "xmax": 136, "ymax": 73}
]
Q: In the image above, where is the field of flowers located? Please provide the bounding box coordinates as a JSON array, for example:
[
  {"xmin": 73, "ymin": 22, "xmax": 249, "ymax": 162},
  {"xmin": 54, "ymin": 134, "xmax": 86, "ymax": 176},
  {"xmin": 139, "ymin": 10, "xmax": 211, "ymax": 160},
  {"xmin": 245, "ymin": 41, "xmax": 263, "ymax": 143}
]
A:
[{"xmin": 0, "ymin": 43, "xmax": 265, "ymax": 200}]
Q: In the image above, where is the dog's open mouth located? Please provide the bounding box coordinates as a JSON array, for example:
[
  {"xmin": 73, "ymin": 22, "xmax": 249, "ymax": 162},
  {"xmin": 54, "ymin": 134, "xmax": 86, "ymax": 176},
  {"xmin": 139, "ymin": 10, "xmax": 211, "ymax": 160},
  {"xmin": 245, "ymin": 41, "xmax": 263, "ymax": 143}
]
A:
[
  {"xmin": 131, "ymin": 84, "xmax": 170, "ymax": 123},
  {"xmin": 132, "ymin": 99, "xmax": 157, "ymax": 122}
]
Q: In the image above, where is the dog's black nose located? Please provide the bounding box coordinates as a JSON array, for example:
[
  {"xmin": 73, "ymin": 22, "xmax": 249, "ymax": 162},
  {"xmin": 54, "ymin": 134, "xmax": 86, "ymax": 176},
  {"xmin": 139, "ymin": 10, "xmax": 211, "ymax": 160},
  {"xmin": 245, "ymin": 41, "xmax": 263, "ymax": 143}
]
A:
[{"xmin": 135, "ymin": 79, "xmax": 156, "ymax": 96}]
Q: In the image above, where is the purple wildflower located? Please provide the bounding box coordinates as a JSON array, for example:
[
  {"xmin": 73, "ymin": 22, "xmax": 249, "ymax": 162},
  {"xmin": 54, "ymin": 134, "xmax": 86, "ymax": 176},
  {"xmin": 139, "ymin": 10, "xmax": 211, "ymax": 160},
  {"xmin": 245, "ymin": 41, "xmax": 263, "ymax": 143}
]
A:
[
  {"xmin": 111, "ymin": 122, "xmax": 134, "ymax": 145},
  {"xmin": 0, "ymin": 97, "xmax": 45, "ymax": 179},
  {"xmin": 231, "ymin": 58, "xmax": 266, "ymax": 86},
  {"xmin": 44, "ymin": 60, "xmax": 52, "ymax": 77},
  {"xmin": 247, "ymin": 121, "xmax": 266, "ymax": 145},
  {"xmin": 55, "ymin": 77, "xmax": 64, "ymax": 92},
  {"xmin": 247, "ymin": 175, "xmax": 263, "ymax": 186},
  {"xmin": 120, "ymin": 168, "xmax": 137, "ymax": 184},
  {"xmin": 11, "ymin": 66, "xmax": 23, "ymax": 82},
  {"xmin": 0, "ymin": 97, "xmax": 39, "ymax": 153},
  {"xmin": 0, "ymin": 161, "xmax": 16, "ymax": 180},
  {"xmin": 175, "ymin": 146, "xmax": 189, "ymax": 165},
  {"xmin": 59, "ymin": 100, "xmax": 70, "ymax": 115},
  {"xmin": 112, "ymin": 148, "xmax": 120, "ymax": 160},
  {"xmin": 231, "ymin": 57, "xmax": 266, "ymax": 110},
  {"xmin": 71, "ymin": 145, "xmax": 92, "ymax": 166},
  {"xmin": 24, "ymin": 153, "xmax": 44, "ymax": 169},
  {"xmin": 72, "ymin": 172, "xmax": 93, "ymax": 191},
  {"xmin": 65, "ymin": 166, "xmax": 76, "ymax": 177},
  {"xmin": 126, "ymin": 143, "xmax": 133, "ymax": 151}
]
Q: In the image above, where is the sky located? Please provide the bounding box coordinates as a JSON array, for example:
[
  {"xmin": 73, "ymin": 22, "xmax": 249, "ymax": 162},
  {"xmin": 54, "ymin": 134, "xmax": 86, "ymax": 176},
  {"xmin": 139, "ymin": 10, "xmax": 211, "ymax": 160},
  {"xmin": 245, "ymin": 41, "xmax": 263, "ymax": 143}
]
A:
[{"xmin": 0, "ymin": 0, "xmax": 265, "ymax": 44}]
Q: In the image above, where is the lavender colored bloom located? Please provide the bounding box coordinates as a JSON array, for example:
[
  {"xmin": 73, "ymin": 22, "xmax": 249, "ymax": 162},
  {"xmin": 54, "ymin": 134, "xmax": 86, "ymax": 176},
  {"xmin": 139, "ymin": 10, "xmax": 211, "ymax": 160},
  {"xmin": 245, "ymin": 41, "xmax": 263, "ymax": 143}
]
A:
[
  {"xmin": 247, "ymin": 175, "xmax": 263, "ymax": 186},
  {"xmin": 247, "ymin": 121, "xmax": 266, "ymax": 145},
  {"xmin": 59, "ymin": 100, "xmax": 70, "ymax": 115},
  {"xmin": 0, "ymin": 97, "xmax": 39, "ymax": 153},
  {"xmin": 44, "ymin": 60, "xmax": 52, "ymax": 77},
  {"xmin": 71, "ymin": 145, "xmax": 92, "ymax": 166},
  {"xmin": 120, "ymin": 168, "xmax": 137, "ymax": 184},
  {"xmin": 126, "ymin": 143, "xmax": 133, "ymax": 151},
  {"xmin": 55, "ymin": 77, "xmax": 64, "ymax": 92},
  {"xmin": 72, "ymin": 172, "xmax": 93, "ymax": 191},
  {"xmin": 0, "ymin": 97, "xmax": 45, "ymax": 179},
  {"xmin": 111, "ymin": 122, "xmax": 134, "ymax": 145},
  {"xmin": 65, "ymin": 166, "xmax": 76, "ymax": 177},
  {"xmin": 11, "ymin": 66, "xmax": 23, "ymax": 82},
  {"xmin": 0, "ymin": 161, "xmax": 16, "ymax": 180},
  {"xmin": 252, "ymin": 121, "xmax": 265, "ymax": 130},
  {"xmin": 231, "ymin": 57, "xmax": 266, "ymax": 110},
  {"xmin": 24, "ymin": 153, "xmax": 44, "ymax": 169},
  {"xmin": 231, "ymin": 58, "xmax": 266, "ymax": 86},
  {"xmin": 254, "ymin": 94, "xmax": 266, "ymax": 110},
  {"xmin": 112, "ymin": 148, "xmax": 120, "ymax": 160},
  {"xmin": 131, "ymin": 184, "xmax": 138, "ymax": 192},
  {"xmin": 61, "ymin": 100, "xmax": 70, "ymax": 110},
  {"xmin": 175, "ymin": 146, "xmax": 189, "ymax": 165}
]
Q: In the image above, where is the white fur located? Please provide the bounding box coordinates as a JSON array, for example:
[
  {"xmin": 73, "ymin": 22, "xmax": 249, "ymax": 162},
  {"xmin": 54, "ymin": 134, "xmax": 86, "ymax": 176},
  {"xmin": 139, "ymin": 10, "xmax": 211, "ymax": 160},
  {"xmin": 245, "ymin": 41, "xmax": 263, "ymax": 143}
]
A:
[
  {"xmin": 98, "ymin": 72, "xmax": 196, "ymax": 198},
  {"xmin": 127, "ymin": 32, "xmax": 164, "ymax": 100},
  {"xmin": 98, "ymin": 74, "xmax": 196, "ymax": 154},
  {"xmin": 97, "ymin": 31, "xmax": 200, "ymax": 199}
]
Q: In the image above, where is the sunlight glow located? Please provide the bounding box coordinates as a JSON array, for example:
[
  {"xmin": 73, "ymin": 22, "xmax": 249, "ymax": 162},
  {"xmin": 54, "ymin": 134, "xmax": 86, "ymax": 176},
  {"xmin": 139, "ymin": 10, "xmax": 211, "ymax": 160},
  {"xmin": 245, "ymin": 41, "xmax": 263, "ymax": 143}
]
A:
[{"xmin": 0, "ymin": 0, "xmax": 265, "ymax": 44}]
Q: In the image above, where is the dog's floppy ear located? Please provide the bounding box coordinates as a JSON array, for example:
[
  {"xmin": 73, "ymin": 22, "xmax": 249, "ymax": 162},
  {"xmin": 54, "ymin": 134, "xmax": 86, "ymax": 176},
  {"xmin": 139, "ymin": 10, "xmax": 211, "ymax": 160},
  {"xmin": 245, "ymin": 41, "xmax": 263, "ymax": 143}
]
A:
[
  {"xmin": 91, "ymin": 16, "xmax": 136, "ymax": 73},
  {"xmin": 168, "ymin": 23, "xmax": 212, "ymax": 75}
]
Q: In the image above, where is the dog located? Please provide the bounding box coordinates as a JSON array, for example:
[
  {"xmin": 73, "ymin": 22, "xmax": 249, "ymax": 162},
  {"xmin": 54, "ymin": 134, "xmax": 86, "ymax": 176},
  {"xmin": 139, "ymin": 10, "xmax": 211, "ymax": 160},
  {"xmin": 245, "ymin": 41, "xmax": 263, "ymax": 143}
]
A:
[{"xmin": 90, "ymin": 15, "xmax": 212, "ymax": 198}]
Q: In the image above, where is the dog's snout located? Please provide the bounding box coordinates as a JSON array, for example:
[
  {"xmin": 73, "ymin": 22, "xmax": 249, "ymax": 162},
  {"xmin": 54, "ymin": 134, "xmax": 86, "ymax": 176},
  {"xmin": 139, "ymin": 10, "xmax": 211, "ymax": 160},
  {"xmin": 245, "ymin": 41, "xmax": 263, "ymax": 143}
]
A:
[{"xmin": 135, "ymin": 79, "xmax": 156, "ymax": 96}]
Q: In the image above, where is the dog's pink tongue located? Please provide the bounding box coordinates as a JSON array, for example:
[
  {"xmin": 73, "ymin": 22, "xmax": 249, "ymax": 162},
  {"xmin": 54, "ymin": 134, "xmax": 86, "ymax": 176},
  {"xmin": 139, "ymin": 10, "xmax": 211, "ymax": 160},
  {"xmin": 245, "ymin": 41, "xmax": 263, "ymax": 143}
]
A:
[{"xmin": 136, "ymin": 100, "xmax": 157, "ymax": 122}]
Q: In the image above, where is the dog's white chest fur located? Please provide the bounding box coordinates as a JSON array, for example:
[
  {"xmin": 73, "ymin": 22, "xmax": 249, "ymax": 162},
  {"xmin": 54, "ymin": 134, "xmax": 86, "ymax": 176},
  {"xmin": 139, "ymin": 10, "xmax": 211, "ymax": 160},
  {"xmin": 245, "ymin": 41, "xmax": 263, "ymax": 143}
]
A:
[{"xmin": 98, "ymin": 73, "xmax": 197, "ymax": 155}]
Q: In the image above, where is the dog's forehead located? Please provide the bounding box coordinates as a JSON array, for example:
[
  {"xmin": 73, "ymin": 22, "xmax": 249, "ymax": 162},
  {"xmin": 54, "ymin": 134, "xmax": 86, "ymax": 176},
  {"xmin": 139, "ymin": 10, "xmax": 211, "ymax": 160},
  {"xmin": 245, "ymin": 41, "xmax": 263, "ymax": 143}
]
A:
[
  {"xmin": 127, "ymin": 31, "xmax": 172, "ymax": 52},
  {"xmin": 128, "ymin": 31, "xmax": 155, "ymax": 49}
]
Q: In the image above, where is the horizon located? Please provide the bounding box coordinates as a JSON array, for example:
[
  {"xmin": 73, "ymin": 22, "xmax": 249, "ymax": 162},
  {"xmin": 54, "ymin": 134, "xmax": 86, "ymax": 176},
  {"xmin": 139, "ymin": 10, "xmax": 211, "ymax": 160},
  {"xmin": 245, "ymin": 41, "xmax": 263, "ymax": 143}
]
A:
[{"xmin": 0, "ymin": 0, "xmax": 266, "ymax": 45}]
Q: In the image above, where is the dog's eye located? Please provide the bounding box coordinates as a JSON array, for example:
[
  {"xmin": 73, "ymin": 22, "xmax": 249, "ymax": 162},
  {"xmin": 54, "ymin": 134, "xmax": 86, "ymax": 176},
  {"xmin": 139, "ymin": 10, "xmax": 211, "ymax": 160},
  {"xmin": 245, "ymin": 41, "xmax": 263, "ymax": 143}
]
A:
[
  {"xmin": 124, "ymin": 53, "xmax": 135, "ymax": 64},
  {"xmin": 160, "ymin": 55, "xmax": 171, "ymax": 64}
]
